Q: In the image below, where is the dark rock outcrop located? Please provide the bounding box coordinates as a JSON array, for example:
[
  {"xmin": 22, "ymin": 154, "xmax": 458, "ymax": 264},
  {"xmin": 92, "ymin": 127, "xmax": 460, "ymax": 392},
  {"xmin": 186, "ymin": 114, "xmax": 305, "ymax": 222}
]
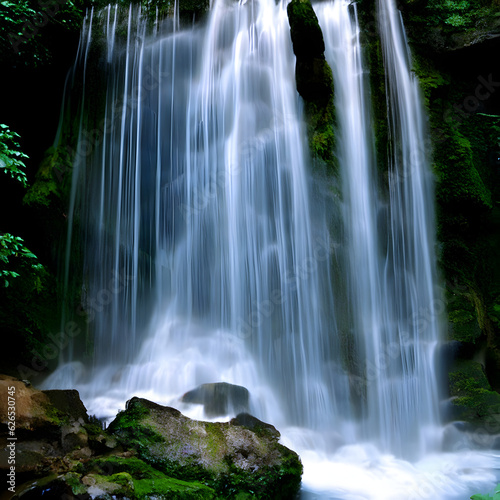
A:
[
  {"xmin": 287, "ymin": 0, "xmax": 337, "ymax": 171},
  {"xmin": 181, "ymin": 382, "xmax": 250, "ymax": 417}
]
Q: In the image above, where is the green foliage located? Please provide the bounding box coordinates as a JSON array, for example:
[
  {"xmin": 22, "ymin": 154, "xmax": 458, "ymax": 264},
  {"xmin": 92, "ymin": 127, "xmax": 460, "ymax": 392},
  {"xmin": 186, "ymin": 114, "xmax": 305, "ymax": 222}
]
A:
[
  {"xmin": 403, "ymin": 0, "xmax": 496, "ymax": 31},
  {"xmin": 0, "ymin": 233, "xmax": 45, "ymax": 288},
  {"xmin": 471, "ymin": 483, "xmax": 500, "ymax": 499},
  {"xmin": 0, "ymin": 0, "xmax": 84, "ymax": 68},
  {"xmin": 0, "ymin": 124, "xmax": 28, "ymax": 187},
  {"xmin": 0, "ymin": 125, "xmax": 45, "ymax": 287},
  {"xmin": 426, "ymin": 0, "xmax": 476, "ymax": 27}
]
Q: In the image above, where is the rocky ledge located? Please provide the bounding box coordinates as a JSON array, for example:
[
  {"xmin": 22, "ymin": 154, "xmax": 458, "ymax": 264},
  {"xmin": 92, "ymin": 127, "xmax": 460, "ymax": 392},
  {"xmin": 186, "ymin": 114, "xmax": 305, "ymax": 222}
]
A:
[{"xmin": 0, "ymin": 375, "xmax": 302, "ymax": 499}]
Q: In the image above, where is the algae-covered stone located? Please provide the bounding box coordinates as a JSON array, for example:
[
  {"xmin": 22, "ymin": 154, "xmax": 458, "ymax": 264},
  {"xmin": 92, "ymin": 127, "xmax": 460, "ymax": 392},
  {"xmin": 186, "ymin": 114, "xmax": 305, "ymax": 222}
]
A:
[
  {"xmin": 449, "ymin": 360, "xmax": 500, "ymax": 422},
  {"xmin": 14, "ymin": 461, "xmax": 217, "ymax": 500},
  {"xmin": 108, "ymin": 397, "xmax": 303, "ymax": 499},
  {"xmin": 83, "ymin": 456, "xmax": 217, "ymax": 499}
]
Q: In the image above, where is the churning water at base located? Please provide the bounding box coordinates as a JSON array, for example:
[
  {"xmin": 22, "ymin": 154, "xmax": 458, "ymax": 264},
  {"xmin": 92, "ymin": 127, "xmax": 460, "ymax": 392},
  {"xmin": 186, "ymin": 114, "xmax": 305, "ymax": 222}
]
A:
[{"xmin": 43, "ymin": 0, "xmax": 500, "ymax": 497}]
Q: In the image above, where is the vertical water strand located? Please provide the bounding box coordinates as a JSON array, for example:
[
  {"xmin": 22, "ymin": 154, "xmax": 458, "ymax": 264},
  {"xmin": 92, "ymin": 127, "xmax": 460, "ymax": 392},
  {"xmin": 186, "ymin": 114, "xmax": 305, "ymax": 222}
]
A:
[
  {"xmin": 316, "ymin": 0, "xmax": 381, "ymax": 436},
  {"xmin": 154, "ymin": 33, "xmax": 163, "ymax": 308},
  {"xmin": 376, "ymin": 0, "xmax": 441, "ymax": 457},
  {"xmin": 131, "ymin": 10, "xmax": 145, "ymax": 352},
  {"xmin": 110, "ymin": 5, "xmax": 132, "ymax": 361},
  {"xmin": 62, "ymin": 9, "xmax": 93, "ymax": 367}
]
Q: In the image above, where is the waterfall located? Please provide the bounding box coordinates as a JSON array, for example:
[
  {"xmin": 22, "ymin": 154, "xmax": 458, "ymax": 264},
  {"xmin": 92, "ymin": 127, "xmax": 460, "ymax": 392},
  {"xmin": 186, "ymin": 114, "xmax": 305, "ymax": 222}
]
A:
[
  {"xmin": 317, "ymin": 0, "xmax": 442, "ymax": 459},
  {"xmin": 47, "ymin": 0, "xmax": 349, "ymax": 430},
  {"xmin": 43, "ymin": 0, "xmax": 500, "ymax": 497}
]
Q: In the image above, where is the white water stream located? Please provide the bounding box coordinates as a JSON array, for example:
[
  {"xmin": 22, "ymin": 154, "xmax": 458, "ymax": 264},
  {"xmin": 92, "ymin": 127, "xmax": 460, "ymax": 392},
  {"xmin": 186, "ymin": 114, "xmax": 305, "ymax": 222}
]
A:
[{"xmin": 43, "ymin": 0, "xmax": 500, "ymax": 497}]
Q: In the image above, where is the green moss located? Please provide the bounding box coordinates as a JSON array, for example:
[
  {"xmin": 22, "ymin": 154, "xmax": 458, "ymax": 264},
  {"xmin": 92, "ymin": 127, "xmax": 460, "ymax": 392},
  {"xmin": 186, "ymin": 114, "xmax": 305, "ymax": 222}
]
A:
[
  {"xmin": 108, "ymin": 400, "xmax": 167, "ymax": 461},
  {"xmin": 134, "ymin": 475, "xmax": 216, "ymax": 500},
  {"xmin": 450, "ymin": 360, "xmax": 500, "ymax": 420},
  {"xmin": 62, "ymin": 472, "xmax": 87, "ymax": 496},
  {"xmin": 84, "ymin": 456, "xmax": 216, "ymax": 499},
  {"xmin": 287, "ymin": 0, "xmax": 325, "ymax": 59},
  {"xmin": 216, "ymin": 450, "xmax": 302, "ymax": 500},
  {"xmin": 447, "ymin": 286, "xmax": 482, "ymax": 343},
  {"xmin": 287, "ymin": 0, "xmax": 337, "ymax": 173},
  {"xmin": 43, "ymin": 403, "xmax": 70, "ymax": 427}
]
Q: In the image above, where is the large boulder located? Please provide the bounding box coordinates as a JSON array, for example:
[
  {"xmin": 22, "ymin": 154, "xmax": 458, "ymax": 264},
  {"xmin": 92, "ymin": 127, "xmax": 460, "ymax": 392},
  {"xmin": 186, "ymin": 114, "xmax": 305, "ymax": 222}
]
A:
[
  {"xmin": 0, "ymin": 376, "xmax": 96, "ymax": 480},
  {"xmin": 181, "ymin": 382, "xmax": 250, "ymax": 417},
  {"xmin": 109, "ymin": 397, "xmax": 303, "ymax": 499}
]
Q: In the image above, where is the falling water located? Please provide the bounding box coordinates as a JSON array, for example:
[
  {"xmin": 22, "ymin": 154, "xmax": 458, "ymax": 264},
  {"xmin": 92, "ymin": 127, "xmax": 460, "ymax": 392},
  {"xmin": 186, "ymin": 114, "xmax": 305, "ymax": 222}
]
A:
[
  {"xmin": 318, "ymin": 0, "xmax": 441, "ymax": 459},
  {"xmin": 43, "ymin": 0, "xmax": 500, "ymax": 497},
  {"xmin": 47, "ymin": 0, "xmax": 349, "ymax": 429}
]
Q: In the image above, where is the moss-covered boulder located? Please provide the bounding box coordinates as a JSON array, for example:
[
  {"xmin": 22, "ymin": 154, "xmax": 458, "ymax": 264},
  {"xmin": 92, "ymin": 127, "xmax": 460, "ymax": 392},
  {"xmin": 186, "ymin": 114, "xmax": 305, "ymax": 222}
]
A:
[
  {"xmin": 108, "ymin": 397, "xmax": 303, "ymax": 499},
  {"xmin": 449, "ymin": 360, "xmax": 500, "ymax": 423}
]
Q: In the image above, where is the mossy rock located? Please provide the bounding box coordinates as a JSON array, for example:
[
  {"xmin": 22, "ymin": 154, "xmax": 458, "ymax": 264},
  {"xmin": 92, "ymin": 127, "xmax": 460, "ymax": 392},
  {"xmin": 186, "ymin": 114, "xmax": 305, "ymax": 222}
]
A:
[
  {"xmin": 449, "ymin": 360, "xmax": 500, "ymax": 422},
  {"xmin": 108, "ymin": 397, "xmax": 302, "ymax": 499},
  {"xmin": 286, "ymin": 0, "xmax": 336, "ymax": 172},
  {"xmin": 446, "ymin": 289, "xmax": 482, "ymax": 343},
  {"xmin": 23, "ymin": 141, "xmax": 77, "ymax": 208},
  {"xmin": 13, "ymin": 460, "xmax": 217, "ymax": 500},
  {"xmin": 287, "ymin": 0, "xmax": 325, "ymax": 59}
]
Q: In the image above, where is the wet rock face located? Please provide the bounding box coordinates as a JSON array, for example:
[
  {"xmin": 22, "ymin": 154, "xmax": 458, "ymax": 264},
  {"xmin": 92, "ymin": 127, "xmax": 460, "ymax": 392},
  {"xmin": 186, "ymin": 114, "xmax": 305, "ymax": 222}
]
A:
[
  {"xmin": 109, "ymin": 397, "xmax": 303, "ymax": 498},
  {"xmin": 287, "ymin": 0, "xmax": 325, "ymax": 59},
  {"xmin": 0, "ymin": 376, "xmax": 94, "ymax": 478},
  {"xmin": 181, "ymin": 382, "xmax": 250, "ymax": 417},
  {"xmin": 286, "ymin": 0, "xmax": 333, "ymax": 104},
  {"xmin": 286, "ymin": 0, "xmax": 337, "ymax": 170}
]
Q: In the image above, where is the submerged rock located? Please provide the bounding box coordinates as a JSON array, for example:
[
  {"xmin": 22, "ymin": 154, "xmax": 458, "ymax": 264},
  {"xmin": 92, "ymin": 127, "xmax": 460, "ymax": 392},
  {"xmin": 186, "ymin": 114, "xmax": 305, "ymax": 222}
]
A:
[
  {"xmin": 181, "ymin": 381, "xmax": 250, "ymax": 417},
  {"xmin": 109, "ymin": 397, "xmax": 303, "ymax": 499}
]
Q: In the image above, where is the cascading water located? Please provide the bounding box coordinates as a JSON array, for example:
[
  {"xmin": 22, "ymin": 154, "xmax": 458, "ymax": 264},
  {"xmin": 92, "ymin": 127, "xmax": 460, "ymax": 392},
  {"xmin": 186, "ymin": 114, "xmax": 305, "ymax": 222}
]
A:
[
  {"xmin": 317, "ymin": 0, "xmax": 441, "ymax": 459},
  {"xmin": 47, "ymin": 0, "xmax": 349, "ymax": 429},
  {"xmin": 43, "ymin": 0, "xmax": 500, "ymax": 497}
]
